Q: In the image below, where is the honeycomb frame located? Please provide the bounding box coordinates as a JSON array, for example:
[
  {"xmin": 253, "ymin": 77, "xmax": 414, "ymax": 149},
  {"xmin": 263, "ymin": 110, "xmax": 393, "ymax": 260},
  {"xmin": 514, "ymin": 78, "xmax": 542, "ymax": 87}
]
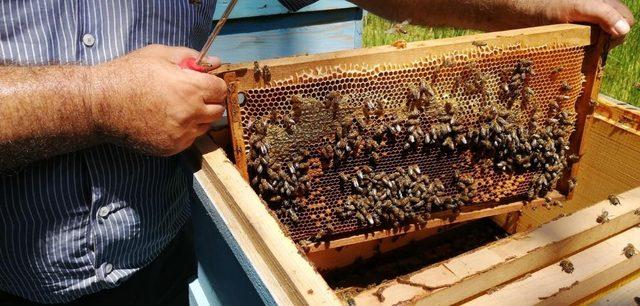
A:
[{"xmin": 214, "ymin": 24, "xmax": 605, "ymax": 249}]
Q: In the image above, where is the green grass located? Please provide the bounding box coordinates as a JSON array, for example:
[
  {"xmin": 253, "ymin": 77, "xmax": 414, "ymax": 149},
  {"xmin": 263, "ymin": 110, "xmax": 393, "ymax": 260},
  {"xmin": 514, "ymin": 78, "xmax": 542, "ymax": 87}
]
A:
[
  {"xmin": 362, "ymin": 3, "xmax": 640, "ymax": 106},
  {"xmin": 601, "ymin": 0, "xmax": 640, "ymax": 105}
]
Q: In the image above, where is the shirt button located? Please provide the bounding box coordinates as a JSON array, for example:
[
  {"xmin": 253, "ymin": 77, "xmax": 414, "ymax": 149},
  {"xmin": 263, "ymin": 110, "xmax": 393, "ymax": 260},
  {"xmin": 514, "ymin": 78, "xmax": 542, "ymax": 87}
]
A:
[
  {"xmin": 98, "ymin": 206, "xmax": 110, "ymax": 218},
  {"xmin": 82, "ymin": 33, "xmax": 95, "ymax": 47},
  {"xmin": 103, "ymin": 263, "xmax": 114, "ymax": 275}
]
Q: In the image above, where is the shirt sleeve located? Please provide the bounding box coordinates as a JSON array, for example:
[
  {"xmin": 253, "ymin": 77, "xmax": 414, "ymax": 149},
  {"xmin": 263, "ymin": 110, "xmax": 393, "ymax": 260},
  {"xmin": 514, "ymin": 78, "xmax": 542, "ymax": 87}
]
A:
[{"xmin": 278, "ymin": 0, "xmax": 319, "ymax": 11}]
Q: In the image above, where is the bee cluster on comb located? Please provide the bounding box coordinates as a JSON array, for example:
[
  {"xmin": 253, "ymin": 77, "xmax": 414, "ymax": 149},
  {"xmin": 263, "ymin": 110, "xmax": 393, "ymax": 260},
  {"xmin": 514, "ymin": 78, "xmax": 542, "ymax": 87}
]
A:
[{"xmin": 239, "ymin": 43, "xmax": 586, "ymax": 244}]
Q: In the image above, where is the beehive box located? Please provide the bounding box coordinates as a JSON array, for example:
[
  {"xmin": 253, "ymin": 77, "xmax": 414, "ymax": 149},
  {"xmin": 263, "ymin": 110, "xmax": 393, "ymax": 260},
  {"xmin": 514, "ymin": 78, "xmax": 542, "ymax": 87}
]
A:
[
  {"xmin": 192, "ymin": 94, "xmax": 640, "ymax": 306},
  {"xmin": 190, "ymin": 24, "xmax": 640, "ymax": 305},
  {"xmin": 211, "ymin": 24, "xmax": 606, "ymax": 251}
]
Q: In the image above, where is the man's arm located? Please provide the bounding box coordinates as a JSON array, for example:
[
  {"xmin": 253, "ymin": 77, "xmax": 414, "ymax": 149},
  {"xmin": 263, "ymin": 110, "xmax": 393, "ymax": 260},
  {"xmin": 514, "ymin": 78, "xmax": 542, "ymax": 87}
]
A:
[
  {"xmin": 349, "ymin": 0, "xmax": 634, "ymax": 38},
  {"xmin": 0, "ymin": 45, "xmax": 227, "ymax": 171},
  {"xmin": 0, "ymin": 65, "xmax": 97, "ymax": 169}
]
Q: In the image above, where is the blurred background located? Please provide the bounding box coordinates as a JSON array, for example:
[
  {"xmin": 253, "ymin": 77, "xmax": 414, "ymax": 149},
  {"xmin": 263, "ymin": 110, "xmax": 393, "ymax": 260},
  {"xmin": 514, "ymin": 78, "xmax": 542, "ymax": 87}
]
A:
[{"xmin": 362, "ymin": 0, "xmax": 639, "ymax": 106}]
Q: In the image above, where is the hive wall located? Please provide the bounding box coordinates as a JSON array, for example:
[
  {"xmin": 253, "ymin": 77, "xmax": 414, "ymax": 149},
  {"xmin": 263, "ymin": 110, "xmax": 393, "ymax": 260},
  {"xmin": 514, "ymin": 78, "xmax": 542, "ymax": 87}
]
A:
[{"xmin": 238, "ymin": 43, "xmax": 586, "ymax": 243}]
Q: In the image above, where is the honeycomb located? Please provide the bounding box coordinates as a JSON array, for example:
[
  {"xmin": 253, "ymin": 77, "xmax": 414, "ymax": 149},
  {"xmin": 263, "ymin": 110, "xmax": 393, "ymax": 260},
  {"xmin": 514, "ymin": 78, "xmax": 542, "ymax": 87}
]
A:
[{"xmin": 238, "ymin": 44, "xmax": 586, "ymax": 243}]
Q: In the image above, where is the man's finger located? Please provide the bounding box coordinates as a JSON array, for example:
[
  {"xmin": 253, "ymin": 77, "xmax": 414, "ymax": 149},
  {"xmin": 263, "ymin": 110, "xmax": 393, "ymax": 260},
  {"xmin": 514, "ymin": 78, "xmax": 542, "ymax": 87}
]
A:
[
  {"xmin": 198, "ymin": 104, "xmax": 226, "ymax": 123},
  {"xmin": 605, "ymin": 0, "xmax": 636, "ymax": 27},
  {"xmin": 573, "ymin": 0, "xmax": 631, "ymax": 37},
  {"xmin": 200, "ymin": 56, "xmax": 222, "ymax": 70},
  {"xmin": 169, "ymin": 46, "xmax": 200, "ymax": 65},
  {"xmin": 196, "ymin": 74, "xmax": 228, "ymax": 104},
  {"xmin": 196, "ymin": 123, "xmax": 212, "ymax": 136}
]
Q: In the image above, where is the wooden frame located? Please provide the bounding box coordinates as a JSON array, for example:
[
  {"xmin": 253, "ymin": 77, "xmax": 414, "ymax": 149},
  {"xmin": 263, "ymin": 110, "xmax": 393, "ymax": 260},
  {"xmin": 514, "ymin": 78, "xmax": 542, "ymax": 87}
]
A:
[
  {"xmin": 211, "ymin": 23, "xmax": 607, "ymax": 250},
  {"xmin": 465, "ymin": 226, "xmax": 640, "ymax": 306}
]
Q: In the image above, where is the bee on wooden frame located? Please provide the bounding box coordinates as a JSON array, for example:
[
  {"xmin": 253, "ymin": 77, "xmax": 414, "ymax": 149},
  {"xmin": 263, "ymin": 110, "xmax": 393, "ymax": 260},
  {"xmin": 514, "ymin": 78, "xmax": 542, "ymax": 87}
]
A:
[
  {"xmin": 596, "ymin": 210, "xmax": 610, "ymax": 224},
  {"xmin": 262, "ymin": 65, "xmax": 271, "ymax": 82}
]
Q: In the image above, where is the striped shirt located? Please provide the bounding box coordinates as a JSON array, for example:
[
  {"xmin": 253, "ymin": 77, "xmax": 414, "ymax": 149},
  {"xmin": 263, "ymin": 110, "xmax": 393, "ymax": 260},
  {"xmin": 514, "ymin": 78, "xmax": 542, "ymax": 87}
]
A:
[{"xmin": 0, "ymin": 0, "xmax": 316, "ymax": 303}]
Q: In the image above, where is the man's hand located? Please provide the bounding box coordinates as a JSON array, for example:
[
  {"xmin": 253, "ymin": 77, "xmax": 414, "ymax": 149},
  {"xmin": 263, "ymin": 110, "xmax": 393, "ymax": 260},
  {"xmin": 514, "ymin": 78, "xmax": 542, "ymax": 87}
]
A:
[
  {"xmin": 527, "ymin": 0, "xmax": 634, "ymax": 42},
  {"xmin": 91, "ymin": 45, "xmax": 227, "ymax": 156},
  {"xmin": 351, "ymin": 0, "xmax": 635, "ymax": 43},
  {"xmin": 0, "ymin": 45, "xmax": 226, "ymax": 170}
]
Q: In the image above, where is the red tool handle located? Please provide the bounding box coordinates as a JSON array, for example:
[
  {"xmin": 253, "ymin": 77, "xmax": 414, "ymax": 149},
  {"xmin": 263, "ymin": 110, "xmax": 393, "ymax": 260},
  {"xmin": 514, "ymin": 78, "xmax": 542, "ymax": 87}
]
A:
[{"xmin": 179, "ymin": 57, "xmax": 210, "ymax": 73}]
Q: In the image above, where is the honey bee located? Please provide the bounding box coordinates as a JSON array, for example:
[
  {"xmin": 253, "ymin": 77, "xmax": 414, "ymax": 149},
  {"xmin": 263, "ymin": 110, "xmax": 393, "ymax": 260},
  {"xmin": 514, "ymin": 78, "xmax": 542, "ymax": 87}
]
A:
[
  {"xmin": 288, "ymin": 209, "xmax": 299, "ymax": 224},
  {"xmin": 455, "ymin": 134, "xmax": 468, "ymax": 146},
  {"xmin": 355, "ymin": 118, "xmax": 366, "ymax": 131},
  {"xmin": 338, "ymin": 172, "xmax": 349, "ymax": 184},
  {"xmin": 288, "ymin": 97, "xmax": 303, "ymax": 120},
  {"xmin": 472, "ymin": 40, "xmax": 487, "ymax": 47},
  {"xmin": 443, "ymin": 137, "xmax": 455, "ymax": 150},
  {"xmin": 365, "ymin": 213, "xmax": 375, "ymax": 225},
  {"xmin": 433, "ymin": 179, "xmax": 445, "ymax": 191},
  {"xmin": 568, "ymin": 177, "xmax": 578, "ymax": 192},
  {"xmin": 298, "ymin": 239, "xmax": 312, "ymax": 249},
  {"xmin": 262, "ymin": 65, "xmax": 271, "ymax": 82},
  {"xmin": 385, "ymin": 19, "xmax": 411, "ymax": 35},
  {"xmin": 420, "ymin": 79, "xmax": 435, "ymax": 97},
  {"xmin": 551, "ymin": 66, "xmax": 564, "ymax": 74},
  {"xmin": 391, "ymin": 39, "xmax": 407, "ymax": 49},
  {"xmin": 282, "ymin": 114, "xmax": 296, "ymax": 133},
  {"xmin": 347, "ymin": 298, "xmax": 356, "ymax": 306},
  {"xmin": 408, "ymin": 83, "xmax": 421, "ymax": 101},
  {"xmin": 524, "ymin": 86, "xmax": 535, "ymax": 101},
  {"xmin": 561, "ymin": 81, "xmax": 572, "ymax": 92},
  {"xmin": 608, "ymin": 194, "xmax": 621, "ymax": 206},
  {"xmin": 525, "ymin": 187, "xmax": 536, "ymax": 200},
  {"xmin": 368, "ymin": 151, "xmax": 381, "ymax": 166},
  {"xmin": 351, "ymin": 177, "xmax": 360, "ymax": 189},
  {"xmin": 320, "ymin": 144, "xmax": 334, "ymax": 161},
  {"xmin": 552, "ymin": 199, "xmax": 563, "ymax": 208},
  {"xmin": 313, "ymin": 229, "xmax": 326, "ymax": 241},
  {"xmin": 567, "ymin": 154, "xmax": 580, "ymax": 163},
  {"xmin": 441, "ymin": 57, "xmax": 455, "ymax": 68},
  {"xmin": 375, "ymin": 100, "xmax": 385, "ymax": 116},
  {"xmin": 253, "ymin": 61, "xmax": 261, "ymax": 80},
  {"xmin": 325, "ymin": 223, "xmax": 335, "ymax": 233},
  {"xmin": 596, "ymin": 210, "xmax": 610, "ymax": 224},
  {"xmin": 325, "ymin": 91, "xmax": 342, "ymax": 119},
  {"xmin": 559, "ymin": 259, "xmax": 574, "ymax": 274},
  {"xmin": 423, "ymin": 133, "xmax": 432, "ymax": 145},
  {"xmin": 500, "ymin": 82, "xmax": 510, "ymax": 94},
  {"xmin": 623, "ymin": 243, "xmax": 638, "ymax": 259}
]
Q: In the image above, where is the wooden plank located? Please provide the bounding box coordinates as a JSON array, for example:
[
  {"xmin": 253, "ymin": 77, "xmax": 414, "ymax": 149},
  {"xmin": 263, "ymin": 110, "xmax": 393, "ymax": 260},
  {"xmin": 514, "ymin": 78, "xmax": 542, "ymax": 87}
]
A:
[
  {"xmin": 305, "ymin": 193, "xmax": 562, "ymax": 252},
  {"xmin": 213, "ymin": 24, "xmax": 593, "ymax": 90},
  {"xmin": 224, "ymin": 73, "xmax": 250, "ymax": 180},
  {"xmin": 193, "ymin": 137, "xmax": 341, "ymax": 305},
  {"xmin": 587, "ymin": 271, "xmax": 640, "ymax": 305},
  {"xmin": 595, "ymin": 94, "xmax": 640, "ymax": 136},
  {"xmin": 557, "ymin": 27, "xmax": 608, "ymax": 198},
  {"xmin": 464, "ymin": 227, "xmax": 640, "ymax": 306},
  {"xmin": 213, "ymin": 0, "xmax": 357, "ymax": 20},
  {"xmin": 307, "ymin": 224, "xmax": 461, "ymax": 271},
  {"xmin": 351, "ymin": 187, "xmax": 640, "ymax": 305},
  {"xmin": 491, "ymin": 211, "xmax": 522, "ymax": 235}
]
